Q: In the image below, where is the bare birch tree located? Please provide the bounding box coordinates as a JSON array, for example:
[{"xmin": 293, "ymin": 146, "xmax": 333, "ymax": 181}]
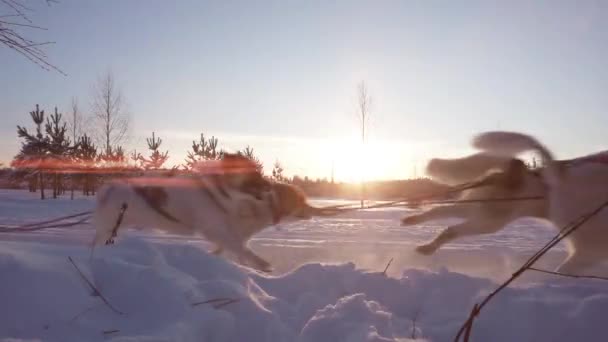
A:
[
  {"xmin": 67, "ymin": 97, "xmax": 82, "ymax": 199},
  {"xmin": 356, "ymin": 81, "xmax": 372, "ymax": 208},
  {"xmin": 91, "ymin": 71, "xmax": 130, "ymax": 156},
  {"xmin": 68, "ymin": 97, "xmax": 82, "ymax": 146}
]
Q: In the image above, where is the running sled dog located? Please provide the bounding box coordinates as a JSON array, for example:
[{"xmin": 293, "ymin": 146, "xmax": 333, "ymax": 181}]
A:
[
  {"xmin": 91, "ymin": 155, "xmax": 320, "ymax": 272},
  {"xmin": 401, "ymin": 152, "xmax": 549, "ymax": 257},
  {"xmin": 403, "ymin": 131, "xmax": 608, "ymax": 273}
]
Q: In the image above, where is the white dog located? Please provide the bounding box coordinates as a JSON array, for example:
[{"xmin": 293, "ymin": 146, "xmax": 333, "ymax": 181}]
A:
[
  {"xmin": 91, "ymin": 157, "xmax": 319, "ymax": 272},
  {"xmin": 401, "ymin": 153, "xmax": 548, "ymax": 255},
  {"xmin": 473, "ymin": 131, "xmax": 608, "ymax": 273}
]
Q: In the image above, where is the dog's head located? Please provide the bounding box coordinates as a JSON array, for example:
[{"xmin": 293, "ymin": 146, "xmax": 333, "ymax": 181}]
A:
[
  {"xmin": 270, "ymin": 182, "xmax": 317, "ymax": 223},
  {"xmin": 474, "ymin": 158, "xmax": 530, "ymax": 190}
]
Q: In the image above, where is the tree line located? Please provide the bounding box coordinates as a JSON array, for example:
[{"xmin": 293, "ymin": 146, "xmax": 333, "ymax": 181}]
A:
[{"xmin": 9, "ymin": 103, "xmax": 278, "ymax": 200}]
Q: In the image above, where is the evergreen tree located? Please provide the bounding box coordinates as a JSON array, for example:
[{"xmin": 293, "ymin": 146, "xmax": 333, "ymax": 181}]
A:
[
  {"xmin": 98, "ymin": 145, "xmax": 127, "ymax": 167},
  {"xmin": 239, "ymin": 145, "xmax": 263, "ymax": 174},
  {"xmin": 129, "ymin": 149, "xmax": 143, "ymax": 169},
  {"xmin": 75, "ymin": 134, "xmax": 98, "ymax": 195},
  {"xmin": 143, "ymin": 132, "xmax": 169, "ymax": 170},
  {"xmin": 271, "ymin": 160, "xmax": 285, "ymax": 182},
  {"xmin": 184, "ymin": 133, "xmax": 220, "ymax": 169},
  {"xmin": 45, "ymin": 107, "xmax": 71, "ymax": 198},
  {"xmin": 13, "ymin": 104, "xmax": 49, "ymax": 199}
]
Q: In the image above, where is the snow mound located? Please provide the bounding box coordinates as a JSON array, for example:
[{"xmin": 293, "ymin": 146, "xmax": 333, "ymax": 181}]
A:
[{"xmin": 0, "ymin": 237, "xmax": 607, "ymax": 342}]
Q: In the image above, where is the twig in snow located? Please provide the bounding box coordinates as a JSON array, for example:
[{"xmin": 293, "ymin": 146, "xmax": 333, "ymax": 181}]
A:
[
  {"xmin": 68, "ymin": 256, "xmax": 124, "ymax": 315},
  {"xmin": 382, "ymin": 257, "xmax": 394, "ymax": 276},
  {"xmin": 213, "ymin": 298, "xmax": 240, "ymax": 309},
  {"xmin": 192, "ymin": 297, "xmax": 241, "ymax": 309},
  {"xmin": 528, "ymin": 267, "xmax": 608, "ymax": 281},
  {"xmin": 102, "ymin": 329, "xmax": 120, "ymax": 335},
  {"xmin": 409, "ymin": 304, "xmax": 424, "ymax": 340}
]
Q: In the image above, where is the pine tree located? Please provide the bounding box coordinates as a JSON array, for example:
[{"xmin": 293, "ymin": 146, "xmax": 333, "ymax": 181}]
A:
[
  {"xmin": 271, "ymin": 160, "xmax": 285, "ymax": 182},
  {"xmin": 129, "ymin": 149, "xmax": 143, "ymax": 169},
  {"xmin": 239, "ymin": 145, "xmax": 263, "ymax": 174},
  {"xmin": 207, "ymin": 136, "xmax": 219, "ymax": 160},
  {"xmin": 143, "ymin": 132, "xmax": 169, "ymax": 170},
  {"xmin": 45, "ymin": 107, "xmax": 71, "ymax": 198},
  {"xmin": 98, "ymin": 145, "xmax": 127, "ymax": 167},
  {"xmin": 75, "ymin": 134, "xmax": 98, "ymax": 195},
  {"xmin": 184, "ymin": 133, "xmax": 221, "ymax": 170},
  {"xmin": 13, "ymin": 104, "xmax": 49, "ymax": 199}
]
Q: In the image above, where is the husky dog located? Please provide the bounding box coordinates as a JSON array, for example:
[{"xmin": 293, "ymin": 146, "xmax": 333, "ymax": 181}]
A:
[
  {"xmin": 92, "ymin": 155, "xmax": 319, "ymax": 272},
  {"xmin": 401, "ymin": 152, "xmax": 548, "ymax": 256},
  {"xmin": 472, "ymin": 131, "xmax": 608, "ymax": 273}
]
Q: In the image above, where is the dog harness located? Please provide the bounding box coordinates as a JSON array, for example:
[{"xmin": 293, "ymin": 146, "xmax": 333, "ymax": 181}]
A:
[{"xmin": 133, "ymin": 185, "xmax": 182, "ymax": 223}]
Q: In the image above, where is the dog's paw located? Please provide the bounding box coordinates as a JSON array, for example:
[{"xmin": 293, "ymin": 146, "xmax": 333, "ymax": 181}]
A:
[
  {"xmin": 401, "ymin": 215, "xmax": 421, "ymax": 226},
  {"xmin": 415, "ymin": 244, "xmax": 437, "ymax": 256}
]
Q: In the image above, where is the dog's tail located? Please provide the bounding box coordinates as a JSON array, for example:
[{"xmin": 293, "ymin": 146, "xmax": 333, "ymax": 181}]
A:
[
  {"xmin": 425, "ymin": 153, "xmax": 512, "ymax": 186},
  {"xmin": 472, "ymin": 131, "xmax": 562, "ymax": 186}
]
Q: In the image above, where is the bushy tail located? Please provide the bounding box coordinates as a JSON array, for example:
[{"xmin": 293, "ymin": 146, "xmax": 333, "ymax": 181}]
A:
[
  {"xmin": 472, "ymin": 131, "xmax": 561, "ymax": 186},
  {"xmin": 425, "ymin": 153, "xmax": 512, "ymax": 186}
]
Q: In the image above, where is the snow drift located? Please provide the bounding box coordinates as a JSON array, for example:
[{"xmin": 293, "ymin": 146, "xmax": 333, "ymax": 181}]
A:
[{"xmin": 1, "ymin": 236, "xmax": 607, "ymax": 342}]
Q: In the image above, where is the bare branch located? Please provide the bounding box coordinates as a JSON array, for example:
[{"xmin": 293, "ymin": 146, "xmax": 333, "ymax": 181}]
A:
[
  {"xmin": 91, "ymin": 71, "xmax": 130, "ymax": 155},
  {"xmin": 68, "ymin": 96, "xmax": 82, "ymax": 145},
  {"xmin": 0, "ymin": 20, "xmax": 47, "ymax": 29},
  {"xmin": 1, "ymin": 0, "xmax": 65, "ymax": 74}
]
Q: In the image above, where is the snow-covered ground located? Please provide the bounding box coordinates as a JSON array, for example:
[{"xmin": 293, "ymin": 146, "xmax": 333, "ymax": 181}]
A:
[{"xmin": 1, "ymin": 189, "xmax": 607, "ymax": 342}]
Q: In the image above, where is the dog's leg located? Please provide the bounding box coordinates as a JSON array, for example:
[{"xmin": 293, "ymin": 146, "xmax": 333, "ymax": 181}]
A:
[
  {"xmin": 236, "ymin": 246, "xmax": 272, "ymax": 272},
  {"xmin": 401, "ymin": 205, "xmax": 468, "ymax": 226},
  {"xmin": 415, "ymin": 219, "xmax": 506, "ymax": 255}
]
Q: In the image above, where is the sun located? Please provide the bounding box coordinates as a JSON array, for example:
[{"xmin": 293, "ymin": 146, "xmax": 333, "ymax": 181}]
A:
[{"xmin": 329, "ymin": 139, "xmax": 392, "ymax": 183}]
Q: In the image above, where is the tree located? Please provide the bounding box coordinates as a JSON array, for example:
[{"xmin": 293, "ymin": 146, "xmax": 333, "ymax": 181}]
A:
[
  {"xmin": 13, "ymin": 104, "xmax": 49, "ymax": 199},
  {"xmin": 271, "ymin": 160, "xmax": 286, "ymax": 182},
  {"xmin": 355, "ymin": 81, "xmax": 372, "ymax": 208},
  {"xmin": 143, "ymin": 132, "xmax": 169, "ymax": 170},
  {"xmin": 0, "ymin": 1, "xmax": 64, "ymax": 74},
  {"xmin": 67, "ymin": 97, "xmax": 82, "ymax": 149},
  {"xmin": 184, "ymin": 133, "xmax": 220, "ymax": 170},
  {"xmin": 129, "ymin": 149, "xmax": 143, "ymax": 169},
  {"xmin": 74, "ymin": 134, "xmax": 97, "ymax": 196},
  {"xmin": 98, "ymin": 145, "xmax": 127, "ymax": 167},
  {"xmin": 239, "ymin": 145, "xmax": 263, "ymax": 174},
  {"xmin": 91, "ymin": 71, "xmax": 129, "ymax": 156},
  {"xmin": 45, "ymin": 106, "xmax": 70, "ymax": 198},
  {"xmin": 67, "ymin": 97, "xmax": 82, "ymax": 199}
]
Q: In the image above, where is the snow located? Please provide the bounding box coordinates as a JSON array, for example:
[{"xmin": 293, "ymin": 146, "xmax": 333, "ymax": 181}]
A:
[{"xmin": 0, "ymin": 189, "xmax": 607, "ymax": 342}]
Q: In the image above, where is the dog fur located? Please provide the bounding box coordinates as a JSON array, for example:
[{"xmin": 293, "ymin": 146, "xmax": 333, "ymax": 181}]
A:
[
  {"xmin": 92, "ymin": 161, "xmax": 315, "ymax": 272},
  {"xmin": 401, "ymin": 152, "xmax": 548, "ymax": 256},
  {"xmin": 473, "ymin": 131, "xmax": 608, "ymax": 273}
]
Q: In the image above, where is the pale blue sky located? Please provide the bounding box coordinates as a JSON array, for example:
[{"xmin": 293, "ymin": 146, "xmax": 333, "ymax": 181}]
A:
[{"xmin": 2, "ymin": 0, "xmax": 608, "ymax": 180}]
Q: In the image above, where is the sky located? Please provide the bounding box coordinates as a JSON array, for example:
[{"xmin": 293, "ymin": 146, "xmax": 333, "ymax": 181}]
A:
[{"xmin": 2, "ymin": 0, "xmax": 608, "ymax": 181}]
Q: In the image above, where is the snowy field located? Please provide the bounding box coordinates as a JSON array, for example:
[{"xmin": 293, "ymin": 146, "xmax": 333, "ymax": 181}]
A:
[{"xmin": 1, "ymin": 189, "xmax": 608, "ymax": 342}]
